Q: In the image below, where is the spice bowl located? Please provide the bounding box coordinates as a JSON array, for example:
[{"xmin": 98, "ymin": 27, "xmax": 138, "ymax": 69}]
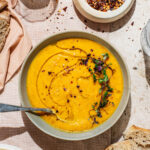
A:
[{"xmin": 73, "ymin": 0, "xmax": 135, "ymax": 23}]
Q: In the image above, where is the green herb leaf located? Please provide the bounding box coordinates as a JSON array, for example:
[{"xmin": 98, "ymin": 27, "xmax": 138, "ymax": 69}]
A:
[
  {"xmin": 102, "ymin": 53, "xmax": 109, "ymax": 61},
  {"xmin": 103, "ymin": 69, "xmax": 106, "ymax": 75},
  {"xmin": 95, "ymin": 64, "xmax": 98, "ymax": 69},
  {"xmin": 100, "ymin": 99, "xmax": 108, "ymax": 108},
  {"xmin": 92, "ymin": 105, "xmax": 95, "ymax": 109},
  {"xmin": 94, "ymin": 102, "xmax": 98, "ymax": 106},
  {"xmin": 93, "ymin": 58, "xmax": 100, "ymax": 64},
  {"xmin": 98, "ymin": 78, "xmax": 104, "ymax": 84},
  {"xmin": 96, "ymin": 111, "xmax": 102, "ymax": 118},
  {"xmin": 99, "ymin": 88, "xmax": 102, "ymax": 94},
  {"xmin": 93, "ymin": 74, "xmax": 97, "ymax": 82},
  {"xmin": 89, "ymin": 68, "xmax": 92, "ymax": 72},
  {"xmin": 103, "ymin": 74, "xmax": 108, "ymax": 82},
  {"xmin": 104, "ymin": 91, "xmax": 108, "ymax": 98},
  {"xmin": 107, "ymin": 85, "xmax": 113, "ymax": 92}
]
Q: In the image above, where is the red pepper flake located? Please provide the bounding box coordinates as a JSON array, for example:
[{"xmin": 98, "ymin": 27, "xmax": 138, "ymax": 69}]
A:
[
  {"xmin": 76, "ymin": 85, "xmax": 80, "ymax": 88},
  {"xmin": 90, "ymin": 49, "xmax": 94, "ymax": 52},
  {"xmin": 64, "ymin": 88, "xmax": 67, "ymax": 91},
  {"xmin": 63, "ymin": 6, "xmax": 67, "ymax": 12},
  {"xmin": 80, "ymin": 90, "xmax": 83, "ymax": 93},
  {"xmin": 48, "ymin": 71, "xmax": 52, "ymax": 75},
  {"xmin": 45, "ymin": 85, "xmax": 47, "ymax": 88},
  {"xmin": 72, "ymin": 46, "xmax": 75, "ymax": 48},
  {"xmin": 131, "ymin": 21, "xmax": 134, "ymax": 26},
  {"xmin": 71, "ymin": 81, "xmax": 73, "ymax": 84},
  {"xmin": 74, "ymin": 96, "xmax": 76, "ymax": 98},
  {"xmin": 42, "ymin": 70, "xmax": 45, "ymax": 72},
  {"xmin": 87, "ymin": 0, "xmax": 125, "ymax": 12},
  {"xmin": 67, "ymin": 99, "xmax": 70, "ymax": 103}
]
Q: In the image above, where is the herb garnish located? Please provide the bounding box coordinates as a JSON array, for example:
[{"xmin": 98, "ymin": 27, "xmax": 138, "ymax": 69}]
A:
[
  {"xmin": 102, "ymin": 53, "xmax": 109, "ymax": 61},
  {"xmin": 80, "ymin": 52, "xmax": 114, "ymax": 124}
]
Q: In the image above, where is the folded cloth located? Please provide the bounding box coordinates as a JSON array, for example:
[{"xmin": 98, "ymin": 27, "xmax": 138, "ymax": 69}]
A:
[{"xmin": 0, "ymin": 0, "xmax": 32, "ymax": 92}]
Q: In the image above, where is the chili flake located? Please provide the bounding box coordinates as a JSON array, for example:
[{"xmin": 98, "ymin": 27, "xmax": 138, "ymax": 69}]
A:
[{"xmin": 87, "ymin": 0, "xmax": 125, "ymax": 12}]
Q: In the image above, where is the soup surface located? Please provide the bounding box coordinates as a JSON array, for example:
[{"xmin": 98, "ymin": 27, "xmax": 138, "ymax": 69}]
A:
[{"xmin": 26, "ymin": 38, "xmax": 123, "ymax": 132}]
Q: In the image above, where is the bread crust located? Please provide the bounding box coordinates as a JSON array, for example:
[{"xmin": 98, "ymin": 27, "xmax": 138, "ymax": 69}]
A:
[
  {"xmin": 0, "ymin": 1, "xmax": 10, "ymax": 52},
  {"xmin": 124, "ymin": 125, "xmax": 150, "ymax": 134},
  {"xmin": 0, "ymin": 0, "xmax": 8, "ymax": 12},
  {"xmin": 105, "ymin": 125, "xmax": 150, "ymax": 150},
  {"xmin": 105, "ymin": 140, "xmax": 138, "ymax": 150}
]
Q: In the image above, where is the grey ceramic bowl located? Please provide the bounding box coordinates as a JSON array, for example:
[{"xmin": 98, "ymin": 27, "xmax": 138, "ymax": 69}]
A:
[{"xmin": 19, "ymin": 31, "xmax": 130, "ymax": 141}]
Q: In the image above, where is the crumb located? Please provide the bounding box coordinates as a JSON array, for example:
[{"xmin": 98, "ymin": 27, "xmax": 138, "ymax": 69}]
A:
[
  {"xmin": 131, "ymin": 21, "xmax": 134, "ymax": 26},
  {"xmin": 133, "ymin": 67, "xmax": 137, "ymax": 70},
  {"xmin": 139, "ymin": 49, "xmax": 142, "ymax": 53},
  {"xmin": 63, "ymin": 6, "xmax": 67, "ymax": 12},
  {"xmin": 70, "ymin": 17, "xmax": 74, "ymax": 19},
  {"xmin": 84, "ymin": 19, "xmax": 87, "ymax": 23}
]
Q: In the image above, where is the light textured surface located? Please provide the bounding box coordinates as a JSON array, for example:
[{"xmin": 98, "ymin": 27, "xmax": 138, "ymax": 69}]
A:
[{"xmin": 0, "ymin": 0, "xmax": 150, "ymax": 150}]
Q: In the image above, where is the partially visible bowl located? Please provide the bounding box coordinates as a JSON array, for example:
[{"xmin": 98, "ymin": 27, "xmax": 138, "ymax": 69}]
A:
[
  {"xmin": 0, "ymin": 144, "xmax": 21, "ymax": 150},
  {"xmin": 19, "ymin": 31, "xmax": 130, "ymax": 141},
  {"xmin": 73, "ymin": 0, "xmax": 135, "ymax": 23}
]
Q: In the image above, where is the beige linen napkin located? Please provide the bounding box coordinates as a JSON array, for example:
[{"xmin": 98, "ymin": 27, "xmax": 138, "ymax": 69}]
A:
[{"xmin": 0, "ymin": 0, "xmax": 32, "ymax": 92}]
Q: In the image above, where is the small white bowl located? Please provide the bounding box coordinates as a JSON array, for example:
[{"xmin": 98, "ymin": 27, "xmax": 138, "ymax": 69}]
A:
[
  {"xmin": 73, "ymin": 0, "xmax": 135, "ymax": 23},
  {"xmin": 0, "ymin": 144, "xmax": 21, "ymax": 150}
]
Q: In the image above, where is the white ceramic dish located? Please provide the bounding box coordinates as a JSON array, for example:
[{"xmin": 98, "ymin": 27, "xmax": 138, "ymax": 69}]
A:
[
  {"xmin": 73, "ymin": 0, "xmax": 135, "ymax": 23},
  {"xmin": 19, "ymin": 31, "xmax": 130, "ymax": 141},
  {"xmin": 0, "ymin": 144, "xmax": 21, "ymax": 150}
]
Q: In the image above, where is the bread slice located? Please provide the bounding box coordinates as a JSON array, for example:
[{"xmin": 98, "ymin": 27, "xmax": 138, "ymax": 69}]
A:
[
  {"xmin": 105, "ymin": 140, "xmax": 138, "ymax": 150},
  {"xmin": 124, "ymin": 125, "xmax": 150, "ymax": 147},
  {"xmin": 0, "ymin": 9, "xmax": 10, "ymax": 52},
  {"xmin": 0, "ymin": 10, "xmax": 11, "ymax": 22},
  {"xmin": 0, "ymin": 0, "xmax": 8, "ymax": 11}
]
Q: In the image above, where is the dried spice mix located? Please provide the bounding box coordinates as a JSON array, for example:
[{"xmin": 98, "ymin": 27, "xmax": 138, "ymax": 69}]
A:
[{"xmin": 87, "ymin": 0, "xmax": 125, "ymax": 12}]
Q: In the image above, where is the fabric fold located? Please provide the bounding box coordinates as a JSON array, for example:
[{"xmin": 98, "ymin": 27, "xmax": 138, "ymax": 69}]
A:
[{"xmin": 0, "ymin": 0, "xmax": 32, "ymax": 91}]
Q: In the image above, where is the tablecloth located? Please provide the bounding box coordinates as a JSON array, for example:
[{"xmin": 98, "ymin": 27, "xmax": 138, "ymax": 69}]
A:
[{"xmin": 0, "ymin": 0, "xmax": 150, "ymax": 149}]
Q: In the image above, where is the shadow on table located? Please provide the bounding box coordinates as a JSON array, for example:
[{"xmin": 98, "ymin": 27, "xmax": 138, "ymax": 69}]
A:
[
  {"xmin": 74, "ymin": 0, "xmax": 136, "ymax": 33},
  {"xmin": 0, "ymin": 127, "xmax": 26, "ymax": 141},
  {"xmin": 111, "ymin": 96, "xmax": 131, "ymax": 143},
  {"xmin": 22, "ymin": 96, "xmax": 131, "ymax": 149},
  {"xmin": 143, "ymin": 52, "xmax": 150, "ymax": 85},
  {"xmin": 20, "ymin": 0, "xmax": 56, "ymax": 9},
  {"xmin": 22, "ymin": 112, "xmax": 111, "ymax": 150}
]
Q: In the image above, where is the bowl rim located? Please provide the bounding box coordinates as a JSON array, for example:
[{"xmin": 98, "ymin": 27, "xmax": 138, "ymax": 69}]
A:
[
  {"xmin": 19, "ymin": 31, "xmax": 131, "ymax": 141},
  {"xmin": 75, "ymin": 0, "xmax": 135, "ymax": 19}
]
